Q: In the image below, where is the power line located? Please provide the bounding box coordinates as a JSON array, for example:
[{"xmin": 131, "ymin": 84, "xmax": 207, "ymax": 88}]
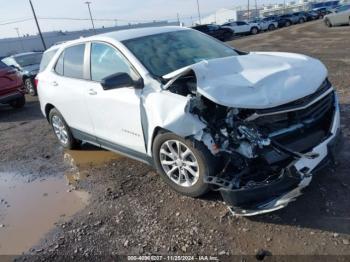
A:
[{"xmin": 0, "ymin": 18, "xmax": 33, "ymax": 26}]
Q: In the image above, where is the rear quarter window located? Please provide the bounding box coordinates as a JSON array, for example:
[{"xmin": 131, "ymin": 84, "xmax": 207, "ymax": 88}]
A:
[{"xmin": 39, "ymin": 49, "xmax": 58, "ymax": 72}]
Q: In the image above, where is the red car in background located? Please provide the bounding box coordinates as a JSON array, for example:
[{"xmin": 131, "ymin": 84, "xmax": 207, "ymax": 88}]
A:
[{"xmin": 0, "ymin": 61, "xmax": 25, "ymax": 108}]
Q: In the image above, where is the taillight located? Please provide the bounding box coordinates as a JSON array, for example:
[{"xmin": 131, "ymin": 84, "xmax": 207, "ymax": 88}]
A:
[{"xmin": 34, "ymin": 78, "xmax": 39, "ymax": 88}]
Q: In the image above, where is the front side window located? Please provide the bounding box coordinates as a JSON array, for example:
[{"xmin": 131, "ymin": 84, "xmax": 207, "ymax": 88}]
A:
[
  {"xmin": 90, "ymin": 43, "xmax": 135, "ymax": 82},
  {"xmin": 123, "ymin": 30, "xmax": 238, "ymax": 77}
]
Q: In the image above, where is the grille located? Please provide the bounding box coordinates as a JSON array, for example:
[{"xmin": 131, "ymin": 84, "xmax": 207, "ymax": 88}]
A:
[{"xmin": 255, "ymin": 91, "xmax": 335, "ymax": 136}]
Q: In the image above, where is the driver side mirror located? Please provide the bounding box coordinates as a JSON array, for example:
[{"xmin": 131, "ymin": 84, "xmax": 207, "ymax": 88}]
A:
[{"xmin": 101, "ymin": 73, "xmax": 144, "ymax": 90}]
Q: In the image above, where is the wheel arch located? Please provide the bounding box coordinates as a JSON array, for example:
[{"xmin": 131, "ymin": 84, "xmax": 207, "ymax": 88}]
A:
[{"xmin": 44, "ymin": 103, "xmax": 55, "ymax": 122}]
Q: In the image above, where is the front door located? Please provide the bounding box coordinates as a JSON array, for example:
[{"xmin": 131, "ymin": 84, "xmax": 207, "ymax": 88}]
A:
[{"xmin": 84, "ymin": 42, "xmax": 146, "ymax": 154}]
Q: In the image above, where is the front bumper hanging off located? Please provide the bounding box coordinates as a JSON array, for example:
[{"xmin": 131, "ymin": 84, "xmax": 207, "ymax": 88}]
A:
[{"xmin": 221, "ymin": 94, "xmax": 342, "ymax": 216}]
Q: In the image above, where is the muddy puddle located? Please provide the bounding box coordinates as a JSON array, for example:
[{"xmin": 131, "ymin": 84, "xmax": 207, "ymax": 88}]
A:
[{"xmin": 0, "ymin": 147, "xmax": 121, "ymax": 255}]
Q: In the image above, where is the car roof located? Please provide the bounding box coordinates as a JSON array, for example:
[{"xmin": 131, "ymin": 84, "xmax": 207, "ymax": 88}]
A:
[
  {"xmin": 99, "ymin": 26, "xmax": 188, "ymax": 41},
  {"xmin": 45, "ymin": 26, "xmax": 189, "ymax": 53}
]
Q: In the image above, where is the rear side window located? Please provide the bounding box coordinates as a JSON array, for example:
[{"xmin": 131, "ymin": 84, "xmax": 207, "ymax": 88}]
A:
[
  {"xmin": 55, "ymin": 44, "xmax": 85, "ymax": 79},
  {"xmin": 64, "ymin": 44, "xmax": 85, "ymax": 79},
  {"xmin": 55, "ymin": 52, "xmax": 64, "ymax": 75},
  {"xmin": 40, "ymin": 49, "xmax": 57, "ymax": 72}
]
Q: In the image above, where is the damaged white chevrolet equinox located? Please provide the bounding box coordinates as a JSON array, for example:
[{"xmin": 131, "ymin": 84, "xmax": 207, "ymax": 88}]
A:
[{"xmin": 37, "ymin": 27, "xmax": 341, "ymax": 216}]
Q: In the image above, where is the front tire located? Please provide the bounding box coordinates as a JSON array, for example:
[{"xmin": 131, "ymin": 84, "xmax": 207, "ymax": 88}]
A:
[
  {"xmin": 49, "ymin": 108, "xmax": 79, "ymax": 149},
  {"xmin": 285, "ymin": 20, "xmax": 291, "ymax": 27},
  {"xmin": 152, "ymin": 132, "xmax": 216, "ymax": 197}
]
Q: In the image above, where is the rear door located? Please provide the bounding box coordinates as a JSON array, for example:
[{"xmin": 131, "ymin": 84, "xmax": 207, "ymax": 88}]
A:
[
  {"xmin": 49, "ymin": 43, "xmax": 95, "ymax": 136},
  {"xmin": 0, "ymin": 61, "xmax": 21, "ymax": 96}
]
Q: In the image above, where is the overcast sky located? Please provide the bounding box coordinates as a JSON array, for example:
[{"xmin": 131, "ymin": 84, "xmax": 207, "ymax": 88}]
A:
[{"xmin": 0, "ymin": 0, "xmax": 281, "ymax": 38}]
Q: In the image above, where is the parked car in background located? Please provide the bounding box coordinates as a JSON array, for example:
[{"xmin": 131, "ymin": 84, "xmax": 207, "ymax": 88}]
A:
[
  {"xmin": 279, "ymin": 14, "xmax": 300, "ymax": 25},
  {"xmin": 313, "ymin": 7, "xmax": 333, "ymax": 18},
  {"xmin": 307, "ymin": 10, "xmax": 323, "ymax": 20},
  {"xmin": 266, "ymin": 15, "xmax": 291, "ymax": 27},
  {"xmin": 0, "ymin": 61, "xmax": 25, "ymax": 109},
  {"xmin": 2, "ymin": 52, "xmax": 43, "ymax": 96},
  {"xmin": 37, "ymin": 26, "xmax": 340, "ymax": 216},
  {"xmin": 191, "ymin": 24, "xmax": 234, "ymax": 41},
  {"xmin": 251, "ymin": 18, "xmax": 278, "ymax": 31},
  {"xmin": 292, "ymin": 11, "xmax": 308, "ymax": 23},
  {"xmin": 222, "ymin": 21, "xmax": 260, "ymax": 35},
  {"xmin": 324, "ymin": 4, "xmax": 350, "ymax": 26}
]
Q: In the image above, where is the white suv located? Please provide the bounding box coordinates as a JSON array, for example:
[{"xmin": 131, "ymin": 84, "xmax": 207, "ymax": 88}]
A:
[
  {"xmin": 37, "ymin": 26, "xmax": 341, "ymax": 216},
  {"xmin": 222, "ymin": 21, "xmax": 260, "ymax": 35}
]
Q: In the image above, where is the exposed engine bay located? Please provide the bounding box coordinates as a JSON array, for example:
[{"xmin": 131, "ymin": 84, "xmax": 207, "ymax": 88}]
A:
[{"xmin": 165, "ymin": 71, "xmax": 339, "ymax": 214}]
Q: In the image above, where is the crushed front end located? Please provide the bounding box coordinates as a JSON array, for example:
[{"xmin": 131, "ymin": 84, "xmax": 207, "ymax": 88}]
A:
[{"xmin": 188, "ymin": 79, "xmax": 341, "ymax": 216}]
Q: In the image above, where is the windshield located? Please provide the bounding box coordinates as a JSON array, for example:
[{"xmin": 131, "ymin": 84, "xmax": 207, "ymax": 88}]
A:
[
  {"xmin": 123, "ymin": 30, "xmax": 238, "ymax": 77},
  {"xmin": 14, "ymin": 53, "xmax": 42, "ymax": 67}
]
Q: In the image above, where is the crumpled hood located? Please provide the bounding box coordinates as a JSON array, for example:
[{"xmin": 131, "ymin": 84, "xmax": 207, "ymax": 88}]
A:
[{"xmin": 163, "ymin": 52, "xmax": 328, "ymax": 109}]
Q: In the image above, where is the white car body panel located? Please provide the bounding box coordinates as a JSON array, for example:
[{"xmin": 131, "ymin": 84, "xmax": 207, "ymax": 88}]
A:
[
  {"xmin": 325, "ymin": 9, "xmax": 350, "ymax": 25},
  {"xmin": 84, "ymin": 82, "xmax": 146, "ymax": 154},
  {"xmin": 163, "ymin": 52, "xmax": 328, "ymax": 109}
]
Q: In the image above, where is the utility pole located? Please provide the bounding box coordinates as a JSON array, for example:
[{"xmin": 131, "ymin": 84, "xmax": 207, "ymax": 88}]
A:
[
  {"xmin": 196, "ymin": 0, "xmax": 202, "ymax": 24},
  {"xmin": 284, "ymin": 0, "xmax": 286, "ymax": 14},
  {"xmin": 14, "ymin": 27, "xmax": 24, "ymax": 51},
  {"xmin": 29, "ymin": 0, "xmax": 46, "ymax": 50},
  {"xmin": 247, "ymin": 0, "xmax": 250, "ymax": 20},
  {"xmin": 255, "ymin": 0, "xmax": 258, "ymax": 19},
  {"xmin": 177, "ymin": 13, "xmax": 180, "ymax": 25},
  {"xmin": 85, "ymin": 1, "xmax": 96, "ymax": 34}
]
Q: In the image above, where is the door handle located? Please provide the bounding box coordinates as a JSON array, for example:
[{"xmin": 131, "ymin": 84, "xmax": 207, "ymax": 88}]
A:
[
  {"xmin": 52, "ymin": 81, "xmax": 58, "ymax": 87},
  {"xmin": 88, "ymin": 89, "xmax": 97, "ymax": 95}
]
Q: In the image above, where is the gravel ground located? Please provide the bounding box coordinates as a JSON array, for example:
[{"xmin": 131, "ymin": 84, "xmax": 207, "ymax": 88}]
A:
[{"xmin": 0, "ymin": 20, "xmax": 349, "ymax": 261}]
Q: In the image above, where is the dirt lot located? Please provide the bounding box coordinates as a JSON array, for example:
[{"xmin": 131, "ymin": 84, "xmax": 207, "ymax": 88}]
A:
[{"xmin": 0, "ymin": 21, "xmax": 350, "ymax": 261}]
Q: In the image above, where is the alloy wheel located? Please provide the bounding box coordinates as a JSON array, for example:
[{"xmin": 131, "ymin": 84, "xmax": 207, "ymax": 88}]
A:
[
  {"xmin": 52, "ymin": 115, "xmax": 69, "ymax": 145},
  {"xmin": 159, "ymin": 140, "xmax": 199, "ymax": 187}
]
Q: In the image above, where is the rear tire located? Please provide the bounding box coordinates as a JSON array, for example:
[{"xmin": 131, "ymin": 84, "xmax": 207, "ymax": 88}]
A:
[
  {"xmin": 152, "ymin": 132, "xmax": 217, "ymax": 197},
  {"xmin": 49, "ymin": 108, "xmax": 80, "ymax": 149},
  {"xmin": 285, "ymin": 20, "xmax": 291, "ymax": 27},
  {"xmin": 299, "ymin": 18, "xmax": 305, "ymax": 24},
  {"xmin": 10, "ymin": 95, "xmax": 25, "ymax": 109}
]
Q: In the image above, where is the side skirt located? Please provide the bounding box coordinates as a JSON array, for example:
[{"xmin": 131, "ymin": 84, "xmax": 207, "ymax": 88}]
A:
[{"xmin": 71, "ymin": 128, "xmax": 154, "ymax": 167}]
